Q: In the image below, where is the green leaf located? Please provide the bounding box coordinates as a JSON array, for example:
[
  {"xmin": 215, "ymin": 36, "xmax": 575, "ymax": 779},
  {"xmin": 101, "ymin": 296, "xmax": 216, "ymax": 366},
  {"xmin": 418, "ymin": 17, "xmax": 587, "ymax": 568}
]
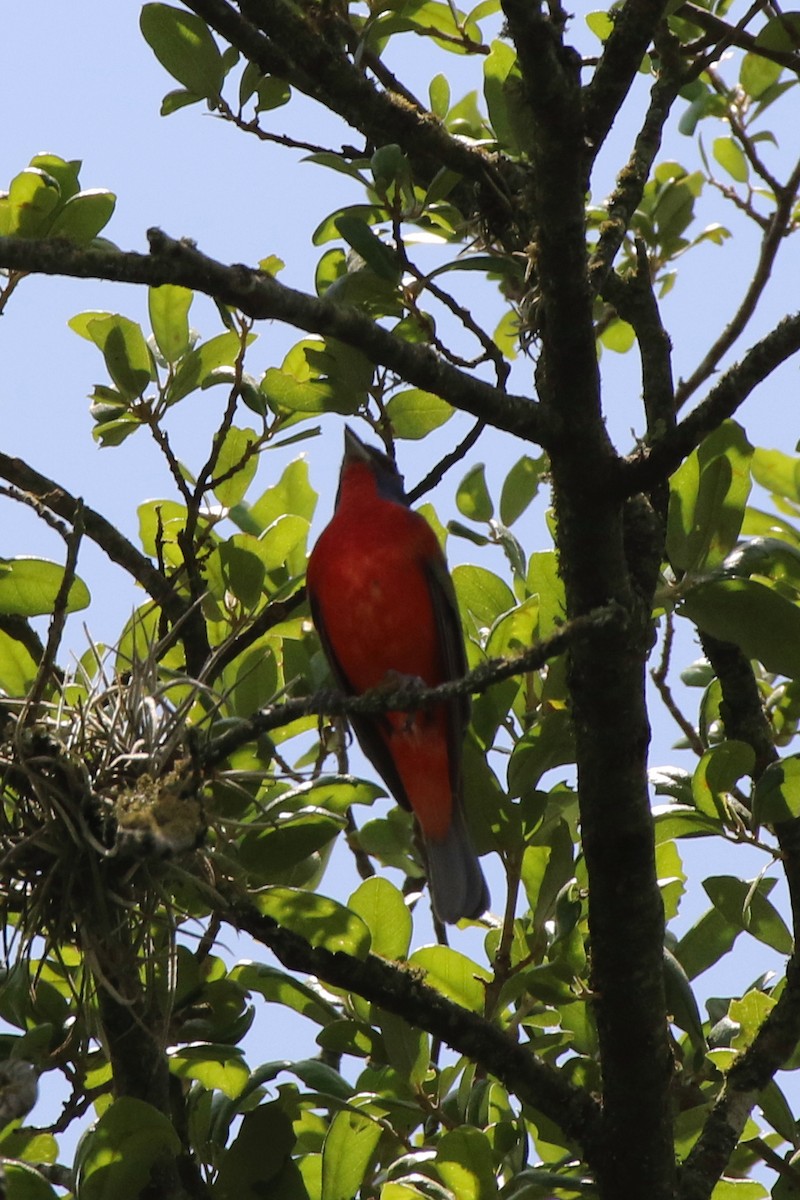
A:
[
  {"xmin": 168, "ymin": 330, "xmax": 250, "ymax": 404},
  {"xmin": 0, "ymin": 629, "xmax": 39, "ymax": 696},
  {"xmin": 385, "ymin": 389, "xmax": 453, "ymax": 439},
  {"xmin": 712, "ymin": 137, "xmax": 749, "ymax": 183},
  {"xmin": 212, "ymin": 426, "xmax": 259, "ymax": 508},
  {"xmin": 321, "ymin": 1109, "xmax": 382, "ymax": 1200},
  {"xmin": 663, "ymin": 947, "xmax": 705, "ymax": 1060},
  {"xmin": 691, "ymin": 741, "xmax": 755, "ymax": 820},
  {"xmin": 230, "ymin": 963, "xmax": 339, "ymax": 1026},
  {"xmin": 675, "ymin": 905, "xmax": 739, "ymax": 979},
  {"xmin": 586, "ymin": 10, "xmax": 613, "ymax": 39},
  {"xmin": 680, "ymin": 577, "xmax": 800, "ymax": 680},
  {"xmin": 457, "ymin": 464, "xmax": 494, "ymax": 522},
  {"xmin": 215, "ymin": 540, "xmax": 265, "ymax": 608},
  {"xmin": 348, "ymin": 878, "xmax": 412, "ymax": 960},
  {"xmin": 334, "ymin": 214, "xmax": 401, "ymax": 283},
  {"xmin": 263, "ymin": 338, "xmax": 372, "ymax": 416},
  {"xmin": 254, "ymin": 888, "xmax": 371, "ymax": 958},
  {"xmin": 408, "ymin": 945, "xmax": 491, "ymax": 1011},
  {"xmin": 0, "ymin": 169, "xmax": 61, "ymax": 237},
  {"xmin": 160, "ymin": 88, "xmax": 202, "ymax": 115},
  {"xmin": 249, "ymin": 457, "xmax": 317, "ymax": 532},
  {"xmin": 436, "ymin": 1127, "xmax": 498, "ymax": 1200},
  {"xmin": 704, "ymin": 875, "xmax": 792, "ymax": 953},
  {"xmin": 453, "ymin": 565, "xmax": 514, "ymax": 636},
  {"xmin": 48, "ymin": 189, "xmax": 116, "ymax": 242},
  {"xmin": 600, "ymin": 317, "xmax": 635, "ymax": 353},
  {"xmin": 169, "ymin": 1043, "xmax": 249, "ymax": 1098},
  {"xmin": 148, "ymin": 284, "xmax": 192, "ymax": 362},
  {"xmin": 375, "ymin": 1007, "xmax": 429, "ymax": 1087},
  {"xmin": 500, "ymin": 455, "xmax": 546, "ymax": 527},
  {"xmin": 754, "ymin": 755, "xmax": 800, "ymax": 824},
  {"xmin": 751, "ymin": 446, "xmax": 800, "ymax": 503},
  {"xmin": 140, "ymin": 3, "xmax": 224, "ymax": 100},
  {"xmin": 239, "ymin": 814, "xmax": 341, "ymax": 885},
  {"xmin": 215, "ymin": 1102, "xmax": 303, "ymax": 1200},
  {"xmin": 75, "ymin": 1097, "xmax": 181, "ymax": 1200},
  {"xmin": 2, "ymin": 1163, "xmax": 58, "ymax": 1200},
  {"xmin": 313, "ymin": 205, "xmax": 388, "ymax": 245},
  {"xmin": 740, "ymin": 14, "xmax": 800, "ymax": 98},
  {"xmin": 0, "ymin": 558, "xmax": 89, "ymax": 617},
  {"xmin": 429, "ymin": 73, "xmax": 451, "ymax": 117},
  {"xmin": 85, "ymin": 314, "xmax": 154, "ymax": 399},
  {"xmin": 483, "ymin": 40, "xmax": 526, "ymax": 155},
  {"xmin": 28, "ymin": 154, "xmax": 81, "ymax": 203},
  {"xmin": 667, "ymin": 420, "xmax": 753, "ymax": 572}
]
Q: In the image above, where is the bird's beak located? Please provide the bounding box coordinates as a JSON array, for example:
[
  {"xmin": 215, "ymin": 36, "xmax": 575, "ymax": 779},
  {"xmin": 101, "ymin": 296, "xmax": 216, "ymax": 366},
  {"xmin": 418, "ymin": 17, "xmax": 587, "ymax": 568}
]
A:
[{"xmin": 343, "ymin": 425, "xmax": 371, "ymax": 463}]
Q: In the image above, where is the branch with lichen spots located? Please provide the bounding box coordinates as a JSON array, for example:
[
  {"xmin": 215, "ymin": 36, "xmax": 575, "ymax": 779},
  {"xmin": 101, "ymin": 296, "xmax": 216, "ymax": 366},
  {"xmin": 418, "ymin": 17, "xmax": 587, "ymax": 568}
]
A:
[{"xmin": 0, "ymin": 231, "xmax": 548, "ymax": 449}]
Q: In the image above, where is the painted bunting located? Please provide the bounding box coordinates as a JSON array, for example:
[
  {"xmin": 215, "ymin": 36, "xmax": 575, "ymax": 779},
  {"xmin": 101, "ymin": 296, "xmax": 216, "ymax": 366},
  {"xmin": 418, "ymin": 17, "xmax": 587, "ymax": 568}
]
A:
[{"xmin": 306, "ymin": 426, "xmax": 489, "ymax": 923}]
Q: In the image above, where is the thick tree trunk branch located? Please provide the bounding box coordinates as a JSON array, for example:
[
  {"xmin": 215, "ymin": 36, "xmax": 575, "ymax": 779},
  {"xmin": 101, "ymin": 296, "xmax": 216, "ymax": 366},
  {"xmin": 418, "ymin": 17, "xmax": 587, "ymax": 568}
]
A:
[
  {"xmin": 223, "ymin": 897, "xmax": 604, "ymax": 1163},
  {"xmin": 498, "ymin": 7, "xmax": 675, "ymax": 1195},
  {"xmin": 0, "ymin": 233, "xmax": 547, "ymax": 447}
]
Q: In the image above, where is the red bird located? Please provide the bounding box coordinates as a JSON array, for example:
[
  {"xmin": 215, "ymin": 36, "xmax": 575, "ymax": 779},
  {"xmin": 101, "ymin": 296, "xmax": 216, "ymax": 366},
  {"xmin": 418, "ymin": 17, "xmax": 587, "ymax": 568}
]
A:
[{"xmin": 306, "ymin": 427, "xmax": 489, "ymax": 924}]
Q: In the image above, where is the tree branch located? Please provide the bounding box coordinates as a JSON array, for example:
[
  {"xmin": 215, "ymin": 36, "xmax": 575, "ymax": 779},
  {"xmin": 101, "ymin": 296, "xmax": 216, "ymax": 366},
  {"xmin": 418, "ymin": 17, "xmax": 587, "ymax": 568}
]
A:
[
  {"xmin": 679, "ymin": 959, "xmax": 800, "ymax": 1200},
  {"xmin": 621, "ymin": 310, "xmax": 800, "ymax": 493},
  {"xmin": 588, "ymin": 63, "xmax": 683, "ymax": 291},
  {"xmin": 182, "ymin": 0, "xmax": 519, "ymax": 243},
  {"xmin": 676, "ymin": 634, "xmax": 800, "ymax": 1198},
  {"xmin": 583, "ymin": 0, "xmax": 673, "ymax": 162},
  {"xmin": 601, "ymin": 242, "xmax": 675, "ymax": 447},
  {"xmin": 677, "ymin": 3, "xmax": 800, "ymax": 75},
  {"xmin": 0, "ymin": 450, "xmax": 182, "ymax": 621},
  {"xmin": 202, "ymin": 603, "xmax": 626, "ymax": 768},
  {"xmin": 675, "ymin": 157, "xmax": 800, "ymax": 408},
  {"xmin": 0, "ymin": 233, "xmax": 548, "ymax": 449},
  {"xmin": 222, "ymin": 895, "xmax": 604, "ymax": 1163}
]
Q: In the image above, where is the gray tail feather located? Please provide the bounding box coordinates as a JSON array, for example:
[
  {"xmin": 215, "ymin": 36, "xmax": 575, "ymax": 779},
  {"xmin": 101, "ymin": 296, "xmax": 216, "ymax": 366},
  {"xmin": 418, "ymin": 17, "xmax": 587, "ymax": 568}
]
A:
[{"xmin": 424, "ymin": 806, "xmax": 489, "ymax": 924}]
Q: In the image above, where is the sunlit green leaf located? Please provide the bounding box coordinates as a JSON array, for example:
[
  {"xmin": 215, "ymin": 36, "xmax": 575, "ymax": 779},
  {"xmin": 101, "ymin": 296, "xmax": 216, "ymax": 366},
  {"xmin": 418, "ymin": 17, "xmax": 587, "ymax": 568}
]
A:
[
  {"xmin": 500, "ymin": 455, "xmax": 546, "ymax": 527},
  {"xmin": 712, "ymin": 137, "xmax": 749, "ymax": 183},
  {"xmin": 0, "ymin": 558, "xmax": 89, "ymax": 617},
  {"xmin": 348, "ymin": 878, "xmax": 412, "ymax": 960},
  {"xmin": 754, "ymin": 755, "xmax": 800, "ymax": 824},
  {"xmin": 321, "ymin": 1109, "xmax": 382, "ymax": 1200},
  {"xmin": 169, "ymin": 1044, "xmax": 248, "ymax": 1098},
  {"xmin": 212, "ymin": 426, "xmax": 259, "ymax": 508},
  {"xmin": 408, "ymin": 945, "xmax": 491, "ymax": 1011},
  {"xmin": 48, "ymin": 189, "xmax": 116, "ymax": 242},
  {"xmin": 385, "ymin": 389, "xmax": 453, "ymax": 439},
  {"xmin": 140, "ymin": 3, "xmax": 224, "ymax": 100},
  {"xmin": 254, "ymin": 888, "xmax": 371, "ymax": 958},
  {"xmin": 704, "ymin": 875, "xmax": 792, "ymax": 953},
  {"xmin": 148, "ymin": 284, "xmax": 192, "ymax": 362},
  {"xmin": 667, "ymin": 420, "xmax": 753, "ymax": 573}
]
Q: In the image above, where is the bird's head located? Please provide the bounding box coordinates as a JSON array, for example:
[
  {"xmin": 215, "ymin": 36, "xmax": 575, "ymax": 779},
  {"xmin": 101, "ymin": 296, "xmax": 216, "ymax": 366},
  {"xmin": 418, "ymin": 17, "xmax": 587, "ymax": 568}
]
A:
[{"xmin": 338, "ymin": 426, "xmax": 407, "ymax": 505}]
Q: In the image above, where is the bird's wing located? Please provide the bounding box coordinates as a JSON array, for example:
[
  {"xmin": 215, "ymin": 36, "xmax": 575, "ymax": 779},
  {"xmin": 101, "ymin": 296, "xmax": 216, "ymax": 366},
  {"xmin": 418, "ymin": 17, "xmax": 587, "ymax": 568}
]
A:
[
  {"xmin": 307, "ymin": 588, "xmax": 413, "ymax": 811},
  {"xmin": 422, "ymin": 553, "xmax": 471, "ymax": 797}
]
